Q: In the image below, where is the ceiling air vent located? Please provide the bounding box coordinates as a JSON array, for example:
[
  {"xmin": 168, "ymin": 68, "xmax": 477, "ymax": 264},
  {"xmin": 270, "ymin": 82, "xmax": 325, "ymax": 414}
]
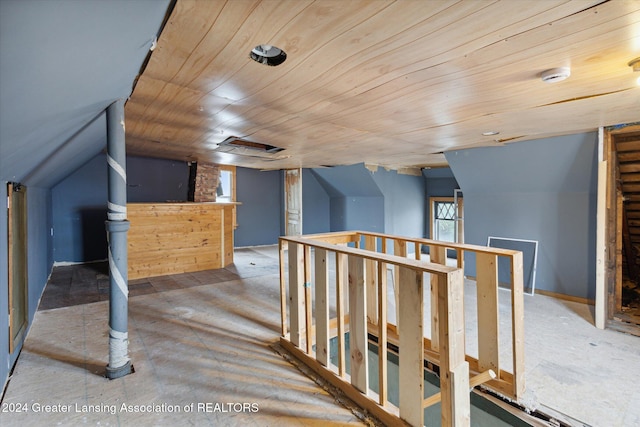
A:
[{"xmin": 213, "ymin": 136, "xmax": 287, "ymax": 160}]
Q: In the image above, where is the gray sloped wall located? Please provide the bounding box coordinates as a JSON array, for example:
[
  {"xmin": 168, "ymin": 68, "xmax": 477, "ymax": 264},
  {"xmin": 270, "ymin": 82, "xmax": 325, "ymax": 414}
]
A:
[{"xmin": 446, "ymin": 132, "xmax": 598, "ymax": 300}]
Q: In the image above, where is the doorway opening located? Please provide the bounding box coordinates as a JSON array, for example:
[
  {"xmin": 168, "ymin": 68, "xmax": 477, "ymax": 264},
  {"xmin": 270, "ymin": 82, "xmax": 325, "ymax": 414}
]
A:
[
  {"xmin": 604, "ymin": 124, "xmax": 640, "ymax": 335},
  {"xmin": 7, "ymin": 182, "xmax": 28, "ymax": 353}
]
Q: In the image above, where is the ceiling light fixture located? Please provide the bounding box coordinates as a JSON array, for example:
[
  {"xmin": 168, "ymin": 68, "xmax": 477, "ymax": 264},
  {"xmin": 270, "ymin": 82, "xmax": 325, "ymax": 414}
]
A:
[
  {"xmin": 250, "ymin": 44, "xmax": 287, "ymax": 66},
  {"xmin": 482, "ymin": 131, "xmax": 500, "ymax": 136},
  {"xmin": 629, "ymin": 57, "xmax": 640, "ymax": 72},
  {"xmin": 541, "ymin": 67, "xmax": 571, "ymax": 83}
]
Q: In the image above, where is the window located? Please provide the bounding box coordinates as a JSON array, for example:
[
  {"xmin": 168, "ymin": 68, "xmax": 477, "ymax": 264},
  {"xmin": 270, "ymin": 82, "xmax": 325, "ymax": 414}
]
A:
[
  {"xmin": 217, "ymin": 169, "xmax": 233, "ymax": 202},
  {"xmin": 430, "ymin": 196, "xmax": 463, "ymax": 243},
  {"xmin": 217, "ymin": 165, "xmax": 237, "ymax": 228}
]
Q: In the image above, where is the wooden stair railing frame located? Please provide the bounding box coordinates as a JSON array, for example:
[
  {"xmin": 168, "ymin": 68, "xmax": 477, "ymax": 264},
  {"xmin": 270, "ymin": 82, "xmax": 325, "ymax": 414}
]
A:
[
  {"xmin": 280, "ymin": 233, "xmax": 469, "ymax": 426},
  {"xmin": 279, "ymin": 231, "xmax": 525, "ymax": 426}
]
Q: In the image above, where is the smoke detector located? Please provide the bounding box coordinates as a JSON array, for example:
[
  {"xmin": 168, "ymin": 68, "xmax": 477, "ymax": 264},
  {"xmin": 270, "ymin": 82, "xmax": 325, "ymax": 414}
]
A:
[{"xmin": 541, "ymin": 67, "xmax": 571, "ymax": 83}]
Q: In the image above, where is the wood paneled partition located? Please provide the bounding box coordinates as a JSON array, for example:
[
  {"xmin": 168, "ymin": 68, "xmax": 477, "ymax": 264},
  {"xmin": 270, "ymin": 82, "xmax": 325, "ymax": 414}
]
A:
[{"xmin": 127, "ymin": 202, "xmax": 236, "ymax": 280}]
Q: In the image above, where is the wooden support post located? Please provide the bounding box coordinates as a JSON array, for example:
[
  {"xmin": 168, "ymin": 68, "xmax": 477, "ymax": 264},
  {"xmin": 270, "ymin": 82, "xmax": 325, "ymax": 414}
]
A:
[
  {"xmin": 393, "ymin": 239, "xmax": 406, "ymax": 328},
  {"xmin": 315, "ymin": 248, "xmax": 329, "ymax": 366},
  {"xmin": 279, "ymin": 240, "xmax": 287, "ymax": 336},
  {"xmin": 475, "ymin": 252, "xmax": 500, "ymax": 373},
  {"xmin": 439, "ymin": 268, "xmax": 469, "ymax": 426},
  {"xmin": 510, "ymin": 252, "xmax": 525, "ymax": 398},
  {"xmin": 304, "ymin": 245, "xmax": 313, "ymax": 354},
  {"xmin": 596, "ymin": 160, "xmax": 607, "ymax": 329},
  {"xmin": 336, "ymin": 252, "xmax": 347, "ymax": 377},
  {"xmin": 288, "ymin": 242, "xmax": 305, "ymax": 348},
  {"xmin": 348, "ymin": 255, "xmax": 368, "ymax": 393},
  {"xmin": 430, "ymin": 245, "xmax": 446, "ymax": 352},
  {"xmin": 365, "ymin": 235, "xmax": 378, "ymax": 324},
  {"xmin": 398, "ymin": 266, "xmax": 424, "ymax": 427},
  {"xmin": 377, "ymin": 261, "xmax": 388, "ymax": 406},
  {"xmin": 450, "ymin": 362, "xmax": 471, "ymax": 425},
  {"xmin": 414, "ymin": 242, "xmax": 421, "ymax": 260}
]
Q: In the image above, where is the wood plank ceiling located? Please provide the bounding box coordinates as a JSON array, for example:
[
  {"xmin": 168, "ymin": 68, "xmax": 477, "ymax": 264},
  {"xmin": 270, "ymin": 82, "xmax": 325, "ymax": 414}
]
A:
[{"xmin": 125, "ymin": 0, "xmax": 640, "ymax": 171}]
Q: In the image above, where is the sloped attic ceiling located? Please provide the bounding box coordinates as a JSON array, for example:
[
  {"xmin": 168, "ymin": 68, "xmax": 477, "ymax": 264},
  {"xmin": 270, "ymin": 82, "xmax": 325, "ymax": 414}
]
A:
[
  {"xmin": 125, "ymin": 0, "xmax": 640, "ymax": 170},
  {"xmin": 0, "ymin": 0, "xmax": 171, "ymax": 188}
]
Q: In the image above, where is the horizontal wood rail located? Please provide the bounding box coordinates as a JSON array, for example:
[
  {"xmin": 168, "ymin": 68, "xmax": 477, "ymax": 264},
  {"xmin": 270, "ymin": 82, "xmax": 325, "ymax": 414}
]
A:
[{"xmin": 279, "ymin": 231, "xmax": 526, "ymax": 426}]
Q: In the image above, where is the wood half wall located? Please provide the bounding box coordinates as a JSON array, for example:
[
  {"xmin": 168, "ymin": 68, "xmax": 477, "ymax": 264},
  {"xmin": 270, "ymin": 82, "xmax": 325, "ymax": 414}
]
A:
[{"xmin": 127, "ymin": 202, "xmax": 235, "ymax": 280}]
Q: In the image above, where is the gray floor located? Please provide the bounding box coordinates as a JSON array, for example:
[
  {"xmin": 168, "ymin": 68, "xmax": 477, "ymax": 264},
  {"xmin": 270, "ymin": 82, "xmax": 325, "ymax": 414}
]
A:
[
  {"xmin": 1, "ymin": 245, "xmax": 640, "ymax": 426},
  {"xmin": 0, "ymin": 247, "xmax": 363, "ymax": 426}
]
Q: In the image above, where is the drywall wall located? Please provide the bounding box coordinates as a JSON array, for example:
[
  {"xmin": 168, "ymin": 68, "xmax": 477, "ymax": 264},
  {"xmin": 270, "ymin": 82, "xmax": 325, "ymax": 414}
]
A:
[
  {"xmin": 370, "ymin": 167, "xmax": 425, "ymax": 239},
  {"xmin": 235, "ymin": 168, "xmax": 283, "ymax": 247},
  {"xmin": 446, "ymin": 133, "xmax": 598, "ymax": 299},
  {"xmin": 329, "ymin": 196, "xmax": 385, "ymax": 232},
  {"xmin": 312, "ymin": 164, "xmax": 385, "ymax": 233},
  {"xmin": 0, "ymin": 184, "xmax": 8, "ymax": 391},
  {"xmin": 302, "ymin": 169, "xmax": 331, "ymax": 234},
  {"xmin": 52, "ymin": 154, "xmax": 189, "ymax": 262}
]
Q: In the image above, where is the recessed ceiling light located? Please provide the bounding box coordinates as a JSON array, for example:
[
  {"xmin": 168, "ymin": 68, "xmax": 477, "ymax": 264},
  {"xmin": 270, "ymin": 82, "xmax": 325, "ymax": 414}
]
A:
[
  {"xmin": 482, "ymin": 131, "xmax": 500, "ymax": 136},
  {"xmin": 628, "ymin": 57, "xmax": 640, "ymax": 72},
  {"xmin": 250, "ymin": 44, "xmax": 287, "ymax": 66},
  {"xmin": 541, "ymin": 67, "xmax": 571, "ymax": 83}
]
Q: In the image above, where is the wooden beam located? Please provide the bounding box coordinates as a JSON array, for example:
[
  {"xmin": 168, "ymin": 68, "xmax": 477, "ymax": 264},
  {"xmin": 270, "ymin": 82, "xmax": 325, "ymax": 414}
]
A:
[
  {"xmin": 423, "ymin": 369, "xmax": 497, "ymax": 408},
  {"xmin": 288, "ymin": 242, "xmax": 305, "ymax": 348},
  {"xmin": 336, "ymin": 252, "xmax": 347, "ymax": 377},
  {"xmin": 438, "ymin": 269, "xmax": 468, "ymax": 426},
  {"xmin": 377, "ymin": 261, "xmax": 388, "ymax": 406},
  {"xmin": 279, "ymin": 239, "xmax": 287, "ymax": 336},
  {"xmin": 315, "ymin": 248, "xmax": 329, "ymax": 367},
  {"xmin": 398, "ymin": 266, "xmax": 424, "ymax": 427},
  {"xmin": 365, "ymin": 235, "xmax": 379, "ymax": 324},
  {"xmin": 304, "ymin": 245, "xmax": 313, "ymax": 354},
  {"xmin": 475, "ymin": 252, "xmax": 500, "ymax": 374},
  {"xmin": 392, "ymin": 239, "xmax": 406, "ymax": 328},
  {"xmin": 348, "ymin": 255, "xmax": 368, "ymax": 393},
  {"xmin": 510, "ymin": 252, "xmax": 526, "ymax": 398},
  {"xmin": 596, "ymin": 159, "xmax": 607, "ymax": 329},
  {"xmin": 429, "ymin": 245, "xmax": 447, "ymax": 353}
]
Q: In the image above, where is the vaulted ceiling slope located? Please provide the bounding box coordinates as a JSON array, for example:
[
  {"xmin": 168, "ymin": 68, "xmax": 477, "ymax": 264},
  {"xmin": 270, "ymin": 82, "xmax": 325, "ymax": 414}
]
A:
[
  {"xmin": 0, "ymin": 0, "xmax": 171, "ymax": 187},
  {"xmin": 126, "ymin": 0, "xmax": 640, "ymax": 171}
]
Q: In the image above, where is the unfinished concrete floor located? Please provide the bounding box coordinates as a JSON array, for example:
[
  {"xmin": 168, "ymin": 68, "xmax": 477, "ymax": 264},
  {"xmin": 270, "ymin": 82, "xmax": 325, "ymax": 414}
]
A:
[
  {"xmin": 2, "ymin": 245, "xmax": 640, "ymax": 426},
  {"xmin": 0, "ymin": 247, "xmax": 364, "ymax": 426}
]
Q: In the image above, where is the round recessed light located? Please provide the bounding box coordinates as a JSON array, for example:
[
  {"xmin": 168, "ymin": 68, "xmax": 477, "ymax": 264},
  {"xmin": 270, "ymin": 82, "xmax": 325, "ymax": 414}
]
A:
[
  {"xmin": 250, "ymin": 44, "xmax": 287, "ymax": 66},
  {"xmin": 628, "ymin": 57, "xmax": 640, "ymax": 72},
  {"xmin": 482, "ymin": 131, "xmax": 500, "ymax": 136},
  {"xmin": 541, "ymin": 67, "xmax": 571, "ymax": 83}
]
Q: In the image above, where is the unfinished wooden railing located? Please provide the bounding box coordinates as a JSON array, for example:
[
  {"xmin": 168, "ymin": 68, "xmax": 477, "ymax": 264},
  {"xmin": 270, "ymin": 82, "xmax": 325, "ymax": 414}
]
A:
[
  {"xmin": 354, "ymin": 230, "xmax": 525, "ymax": 401},
  {"xmin": 279, "ymin": 231, "xmax": 525, "ymax": 427}
]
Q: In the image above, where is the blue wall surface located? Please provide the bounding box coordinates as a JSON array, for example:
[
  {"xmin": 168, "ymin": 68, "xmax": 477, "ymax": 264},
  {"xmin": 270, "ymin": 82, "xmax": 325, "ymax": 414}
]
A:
[
  {"xmin": 371, "ymin": 167, "xmax": 425, "ymax": 240},
  {"xmin": 302, "ymin": 169, "xmax": 330, "ymax": 234},
  {"xmin": 235, "ymin": 168, "xmax": 283, "ymax": 247},
  {"xmin": 0, "ymin": 186, "xmax": 8, "ymax": 390},
  {"xmin": 446, "ymin": 133, "xmax": 598, "ymax": 299},
  {"xmin": 52, "ymin": 154, "xmax": 189, "ymax": 262}
]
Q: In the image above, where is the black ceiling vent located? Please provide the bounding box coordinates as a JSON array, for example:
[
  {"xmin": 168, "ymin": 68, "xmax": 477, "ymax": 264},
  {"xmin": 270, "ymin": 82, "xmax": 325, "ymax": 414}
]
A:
[
  {"xmin": 214, "ymin": 136, "xmax": 288, "ymax": 159},
  {"xmin": 250, "ymin": 44, "xmax": 287, "ymax": 66}
]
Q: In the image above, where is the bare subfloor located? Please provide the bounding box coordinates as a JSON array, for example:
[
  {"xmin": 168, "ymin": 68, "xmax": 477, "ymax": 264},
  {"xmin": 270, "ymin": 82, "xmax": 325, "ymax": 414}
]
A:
[
  {"xmin": 1, "ymin": 246, "xmax": 640, "ymax": 426},
  {"xmin": 0, "ymin": 247, "xmax": 364, "ymax": 426}
]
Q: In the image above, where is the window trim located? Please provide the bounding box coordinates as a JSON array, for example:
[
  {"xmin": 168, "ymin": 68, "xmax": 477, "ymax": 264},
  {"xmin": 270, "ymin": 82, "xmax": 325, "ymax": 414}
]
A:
[{"xmin": 429, "ymin": 196, "xmax": 463, "ymax": 243}]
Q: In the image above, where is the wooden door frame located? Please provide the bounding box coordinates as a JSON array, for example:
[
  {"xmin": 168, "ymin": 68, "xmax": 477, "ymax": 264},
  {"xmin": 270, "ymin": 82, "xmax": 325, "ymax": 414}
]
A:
[
  {"xmin": 7, "ymin": 182, "xmax": 28, "ymax": 353},
  {"xmin": 601, "ymin": 124, "xmax": 640, "ymax": 335}
]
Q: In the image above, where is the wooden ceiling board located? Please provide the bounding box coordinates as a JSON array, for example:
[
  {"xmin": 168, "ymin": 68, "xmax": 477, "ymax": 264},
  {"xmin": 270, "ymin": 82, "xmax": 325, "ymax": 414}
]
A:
[{"xmin": 125, "ymin": 0, "xmax": 640, "ymax": 170}]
